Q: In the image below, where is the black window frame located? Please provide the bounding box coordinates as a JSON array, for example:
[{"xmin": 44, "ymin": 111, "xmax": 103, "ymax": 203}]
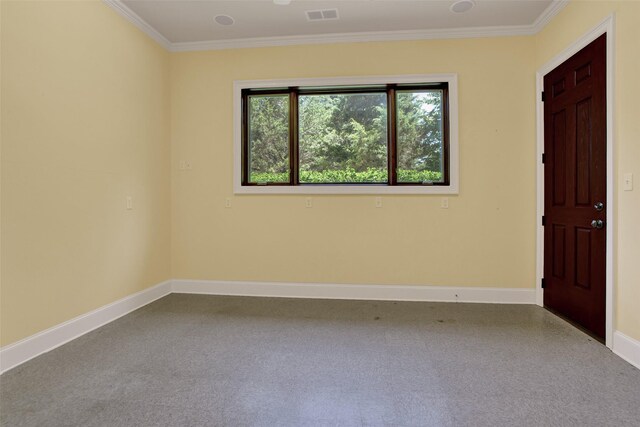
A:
[{"xmin": 241, "ymin": 82, "xmax": 450, "ymax": 187}]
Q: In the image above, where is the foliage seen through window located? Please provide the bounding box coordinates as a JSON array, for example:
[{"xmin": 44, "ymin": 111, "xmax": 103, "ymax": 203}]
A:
[{"xmin": 243, "ymin": 83, "xmax": 448, "ymax": 186}]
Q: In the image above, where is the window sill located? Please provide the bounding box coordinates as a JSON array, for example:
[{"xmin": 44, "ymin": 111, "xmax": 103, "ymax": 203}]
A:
[{"xmin": 233, "ymin": 184, "xmax": 458, "ymax": 195}]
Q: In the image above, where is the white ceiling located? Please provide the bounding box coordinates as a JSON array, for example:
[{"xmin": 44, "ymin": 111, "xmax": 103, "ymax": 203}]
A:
[{"xmin": 108, "ymin": 0, "xmax": 567, "ymax": 51}]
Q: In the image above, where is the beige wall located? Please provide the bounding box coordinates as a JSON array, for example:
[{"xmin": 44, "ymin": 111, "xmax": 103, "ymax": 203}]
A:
[
  {"xmin": 536, "ymin": 0, "xmax": 640, "ymax": 342},
  {"xmin": 170, "ymin": 37, "xmax": 537, "ymax": 288},
  {"xmin": 0, "ymin": 1, "xmax": 171, "ymax": 346},
  {"xmin": 2, "ymin": 0, "xmax": 637, "ymax": 349}
]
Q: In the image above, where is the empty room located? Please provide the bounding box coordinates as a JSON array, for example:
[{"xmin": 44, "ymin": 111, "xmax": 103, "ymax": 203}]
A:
[{"xmin": 1, "ymin": 0, "xmax": 639, "ymax": 425}]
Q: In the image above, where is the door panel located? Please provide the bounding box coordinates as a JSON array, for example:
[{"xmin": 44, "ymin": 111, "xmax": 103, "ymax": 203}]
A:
[
  {"xmin": 575, "ymin": 228, "xmax": 592, "ymax": 289},
  {"xmin": 552, "ymin": 110, "xmax": 567, "ymax": 206},
  {"xmin": 543, "ymin": 34, "xmax": 607, "ymax": 340},
  {"xmin": 552, "ymin": 224, "xmax": 566, "ymax": 279},
  {"xmin": 576, "ymin": 98, "xmax": 592, "ymax": 205}
]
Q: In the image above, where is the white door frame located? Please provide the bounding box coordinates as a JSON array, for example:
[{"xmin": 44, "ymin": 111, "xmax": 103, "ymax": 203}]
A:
[{"xmin": 535, "ymin": 15, "xmax": 615, "ymax": 348}]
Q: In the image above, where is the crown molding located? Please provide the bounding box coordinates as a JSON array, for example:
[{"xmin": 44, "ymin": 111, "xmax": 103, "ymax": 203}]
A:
[
  {"xmin": 531, "ymin": 0, "xmax": 570, "ymax": 33},
  {"xmin": 170, "ymin": 24, "xmax": 536, "ymax": 52},
  {"xmin": 103, "ymin": 0, "xmax": 569, "ymax": 53},
  {"xmin": 102, "ymin": 0, "xmax": 172, "ymax": 50}
]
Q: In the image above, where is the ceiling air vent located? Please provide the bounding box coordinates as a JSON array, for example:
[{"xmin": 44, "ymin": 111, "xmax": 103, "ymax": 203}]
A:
[{"xmin": 306, "ymin": 9, "xmax": 339, "ymax": 21}]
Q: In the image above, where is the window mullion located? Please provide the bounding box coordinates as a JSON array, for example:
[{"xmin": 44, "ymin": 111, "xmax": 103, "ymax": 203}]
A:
[
  {"xmin": 387, "ymin": 86, "xmax": 397, "ymax": 185},
  {"xmin": 442, "ymin": 86, "xmax": 450, "ymax": 185},
  {"xmin": 289, "ymin": 88, "xmax": 299, "ymax": 185},
  {"xmin": 241, "ymin": 90, "xmax": 250, "ymax": 185}
]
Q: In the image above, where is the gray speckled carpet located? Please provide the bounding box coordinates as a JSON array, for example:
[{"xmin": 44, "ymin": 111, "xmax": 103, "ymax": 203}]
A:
[{"xmin": 1, "ymin": 294, "xmax": 639, "ymax": 426}]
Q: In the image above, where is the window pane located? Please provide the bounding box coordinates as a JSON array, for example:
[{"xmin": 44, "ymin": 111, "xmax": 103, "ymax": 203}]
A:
[
  {"xmin": 298, "ymin": 93, "xmax": 388, "ymax": 183},
  {"xmin": 396, "ymin": 90, "xmax": 444, "ymax": 183},
  {"xmin": 248, "ymin": 95, "xmax": 289, "ymax": 183}
]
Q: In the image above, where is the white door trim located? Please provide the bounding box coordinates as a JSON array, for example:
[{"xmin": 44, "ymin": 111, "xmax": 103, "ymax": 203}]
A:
[{"xmin": 535, "ymin": 15, "xmax": 615, "ymax": 348}]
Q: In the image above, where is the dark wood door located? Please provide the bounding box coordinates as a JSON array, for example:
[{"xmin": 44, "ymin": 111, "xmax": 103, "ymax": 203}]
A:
[{"xmin": 543, "ymin": 34, "xmax": 607, "ymax": 340}]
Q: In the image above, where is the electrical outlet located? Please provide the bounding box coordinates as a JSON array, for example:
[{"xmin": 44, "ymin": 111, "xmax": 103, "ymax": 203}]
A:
[
  {"xmin": 441, "ymin": 198, "xmax": 449, "ymax": 209},
  {"xmin": 126, "ymin": 196, "xmax": 133, "ymax": 210},
  {"xmin": 305, "ymin": 197, "xmax": 313, "ymax": 208},
  {"xmin": 623, "ymin": 173, "xmax": 633, "ymax": 191},
  {"xmin": 375, "ymin": 197, "xmax": 383, "ymax": 208},
  {"xmin": 225, "ymin": 198, "xmax": 232, "ymax": 208},
  {"xmin": 179, "ymin": 161, "xmax": 192, "ymax": 171}
]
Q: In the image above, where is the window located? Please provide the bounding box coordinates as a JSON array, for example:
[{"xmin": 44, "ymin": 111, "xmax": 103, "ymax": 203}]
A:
[
  {"xmin": 298, "ymin": 91, "xmax": 388, "ymax": 184},
  {"xmin": 235, "ymin": 75, "xmax": 458, "ymax": 194},
  {"xmin": 246, "ymin": 94, "xmax": 290, "ymax": 183}
]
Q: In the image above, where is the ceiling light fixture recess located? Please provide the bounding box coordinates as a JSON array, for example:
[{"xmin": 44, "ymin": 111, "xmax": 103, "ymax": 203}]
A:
[
  {"xmin": 273, "ymin": 0, "xmax": 292, "ymax": 5},
  {"xmin": 214, "ymin": 15, "xmax": 235, "ymax": 26},
  {"xmin": 450, "ymin": 0, "xmax": 475, "ymax": 13}
]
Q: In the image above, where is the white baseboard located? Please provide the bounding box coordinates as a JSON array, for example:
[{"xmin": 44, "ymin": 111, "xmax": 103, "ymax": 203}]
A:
[
  {"xmin": 0, "ymin": 281, "xmax": 172, "ymax": 374},
  {"xmin": 171, "ymin": 279, "xmax": 537, "ymax": 304},
  {"xmin": 613, "ymin": 331, "xmax": 640, "ymax": 370}
]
